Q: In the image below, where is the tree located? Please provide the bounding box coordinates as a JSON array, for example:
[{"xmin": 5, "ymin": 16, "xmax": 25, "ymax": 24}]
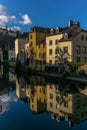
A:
[{"xmin": 55, "ymin": 47, "xmax": 70, "ymax": 73}]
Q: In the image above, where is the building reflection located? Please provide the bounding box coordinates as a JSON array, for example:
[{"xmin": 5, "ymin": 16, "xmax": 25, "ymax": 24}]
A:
[
  {"xmin": 30, "ymin": 76, "xmax": 46, "ymax": 113},
  {"xmin": 0, "ymin": 66, "xmax": 16, "ymax": 114},
  {"xmin": 16, "ymin": 76, "xmax": 27, "ymax": 101},
  {"xmin": 47, "ymin": 84, "xmax": 87, "ymax": 126},
  {"xmin": 15, "ymin": 74, "xmax": 87, "ymax": 126}
]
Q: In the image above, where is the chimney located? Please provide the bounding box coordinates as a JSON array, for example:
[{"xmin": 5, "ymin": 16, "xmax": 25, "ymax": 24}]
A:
[
  {"xmin": 55, "ymin": 27, "xmax": 60, "ymax": 33},
  {"xmin": 68, "ymin": 20, "xmax": 73, "ymax": 27},
  {"xmin": 75, "ymin": 22, "xmax": 80, "ymax": 27},
  {"xmin": 50, "ymin": 28, "xmax": 54, "ymax": 34}
]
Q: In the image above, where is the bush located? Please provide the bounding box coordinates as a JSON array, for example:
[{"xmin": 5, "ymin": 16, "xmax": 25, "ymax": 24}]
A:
[{"xmin": 68, "ymin": 62, "xmax": 86, "ymax": 72}]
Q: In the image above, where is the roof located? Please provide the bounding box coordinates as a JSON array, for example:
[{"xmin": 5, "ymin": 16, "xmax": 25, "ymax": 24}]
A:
[
  {"xmin": 37, "ymin": 39, "xmax": 45, "ymax": 45},
  {"xmin": 30, "ymin": 26, "xmax": 51, "ymax": 34},
  {"xmin": 59, "ymin": 25, "xmax": 81, "ymax": 42}
]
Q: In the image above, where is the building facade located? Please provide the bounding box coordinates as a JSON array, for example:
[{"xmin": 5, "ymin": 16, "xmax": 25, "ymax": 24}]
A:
[
  {"xmin": 46, "ymin": 21, "xmax": 87, "ymax": 64},
  {"xmin": 15, "ymin": 38, "xmax": 26, "ymax": 63},
  {"xmin": 27, "ymin": 26, "xmax": 50, "ymax": 71}
]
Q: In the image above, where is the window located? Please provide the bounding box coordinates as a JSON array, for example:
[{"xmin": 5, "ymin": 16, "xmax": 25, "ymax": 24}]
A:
[
  {"xmin": 55, "ymin": 39, "xmax": 58, "ymax": 45},
  {"xmin": 83, "ymin": 99, "xmax": 86, "ymax": 106},
  {"xmin": 43, "ymin": 44, "xmax": 45, "ymax": 48},
  {"xmin": 43, "ymin": 53, "xmax": 45, "ymax": 58},
  {"xmin": 55, "ymin": 48, "xmax": 58, "ymax": 54},
  {"xmin": 76, "ymin": 46, "xmax": 81, "ymax": 54},
  {"xmin": 81, "ymin": 112, "xmax": 84, "ymax": 117},
  {"xmin": 81, "ymin": 35, "xmax": 84, "ymax": 40},
  {"xmin": 49, "ymin": 49, "xmax": 53, "ymax": 55},
  {"xmin": 55, "ymin": 60, "xmax": 58, "ymax": 64},
  {"xmin": 39, "ymin": 53, "xmax": 41, "ymax": 58},
  {"xmin": 86, "ymin": 36, "xmax": 87, "ymax": 41},
  {"xmin": 50, "ymin": 85, "xmax": 53, "ymax": 89},
  {"xmin": 30, "ymin": 42, "xmax": 32, "ymax": 47},
  {"xmin": 86, "ymin": 111, "xmax": 87, "ymax": 116},
  {"xmin": 77, "ymin": 57, "xmax": 81, "ymax": 62},
  {"xmin": 32, "ymin": 104, "xmax": 34, "ymax": 108},
  {"xmin": 82, "ymin": 46, "xmax": 86, "ymax": 54},
  {"xmin": 40, "ymin": 88, "xmax": 42, "ymax": 93},
  {"xmin": 38, "ymin": 44, "xmax": 40, "ymax": 48},
  {"xmin": 30, "ymin": 35, "xmax": 32, "ymax": 39},
  {"xmin": 49, "ymin": 40, "xmax": 52, "ymax": 45},
  {"xmin": 76, "ymin": 99, "xmax": 81, "ymax": 108},
  {"xmin": 50, "ymin": 93, "xmax": 53, "ymax": 99},
  {"xmin": 32, "ymin": 98, "xmax": 34, "ymax": 102},
  {"xmin": 63, "ymin": 47, "xmax": 68, "ymax": 53},
  {"xmin": 49, "ymin": 60, "xmax": 52, "ymax": 64},
  {"xmin": 50, "ymin": 102, "xmax": 53, "ymax": 107},
  {"xmin": 56, "ymin": 96, "xmax": 59, "ymax": 102}
]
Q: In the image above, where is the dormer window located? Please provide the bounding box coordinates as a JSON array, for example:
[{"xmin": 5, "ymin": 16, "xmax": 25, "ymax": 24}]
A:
[
  {"xmin": 50, "ymin": 28, "xmax": 54, "ymax": 34},
  {"xmin": 64, "ymin": 33, "xmax": 68, "ymax": 40}
]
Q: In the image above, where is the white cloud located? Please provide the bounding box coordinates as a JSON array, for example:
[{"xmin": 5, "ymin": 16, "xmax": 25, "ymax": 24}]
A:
[
  {"xmin": 10, "ymin": 15, "xmax": 16, "ymax": 20},
  {"xmin": 0, "ymin": 4, "xmax": 32, "ymax": 31},
  {"xmin": 0, "ymin": 4, "xmax": 16, "ymax": 27},
  {"xmin": 19, "ymin": 13, "xmax": 32, "ymax": 25},
  {"xmin": 0, "ymin": 15, "xmax": 16, "ymax": 26},
  {"xmin": 0, "ymin": 15, "xmax": 8, "ymax": 26},
  {"xmin": 0, "ymin": 4, "xmax": 7, "ymax": 14}
]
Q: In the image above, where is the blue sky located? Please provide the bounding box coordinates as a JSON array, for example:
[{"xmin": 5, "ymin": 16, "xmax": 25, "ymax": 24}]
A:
[{"xmin": 0, "ymin": 0, "xmax": 87, "ymax": 32}]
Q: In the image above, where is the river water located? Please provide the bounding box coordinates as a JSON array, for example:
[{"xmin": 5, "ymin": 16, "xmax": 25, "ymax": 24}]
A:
[{"xmin": 0, "ymin": 65, "xmax": 87, "ymax": 130}]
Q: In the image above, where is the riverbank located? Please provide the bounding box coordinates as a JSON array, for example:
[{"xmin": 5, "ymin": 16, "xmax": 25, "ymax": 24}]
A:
[
  {"xmin": 65, "ymin": 76, "xmax": 87, "ymax": 83},
  {"xmin": 8, "ymin": 63, "xmax": 87, "ymax": 83}
]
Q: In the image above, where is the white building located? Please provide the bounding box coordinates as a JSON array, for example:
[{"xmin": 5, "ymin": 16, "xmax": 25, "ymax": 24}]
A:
[
  {"xmin": 15, "ymin": 38, "xmax": 26, "ymax": 63},
  {"xmin": 8, "ymin": 50, "xmax": 15, "ymax": 62}
]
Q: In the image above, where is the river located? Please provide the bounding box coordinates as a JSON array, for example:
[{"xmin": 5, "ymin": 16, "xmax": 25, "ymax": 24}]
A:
[{"xmin": 0, "ymin": 65, "xmax": 87, "ymax": 130}]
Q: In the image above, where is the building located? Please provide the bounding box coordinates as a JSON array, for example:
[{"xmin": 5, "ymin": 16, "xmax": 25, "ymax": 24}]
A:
[
  {"xmin": 16, "ymin": 76, "xmax": 26, "ymax": 100},
  {"xmin": 25, "ymin": 42, "xmax": 30, "ymax": 63},
  {"xmin": 30, "ymin": 76, "xmax": 47, "ymax": 113},
  {"xmin": 0, "ymin": 48, "xmax": 2, "ymax": 61},
  {"xmin": 8, "ymin": 50, "xmax": 15, "ymax": 62},
  {"xmin": 27, "ymin": 26, "xmax": 50, "ymax": 71},
  {"xmin": 46, "ymin": 20, "xmax": 87, "ymax": 64},
  {"xmin": 15, "ymin": 38, "xmax": 26, "ymax": 63},
  {"xmin": 46, "ymin": 28, "xmax": 63, "ymax": 64},
  {"xmin": 46, "ymin": 83, "xmax": 87, "ymax": 126}
]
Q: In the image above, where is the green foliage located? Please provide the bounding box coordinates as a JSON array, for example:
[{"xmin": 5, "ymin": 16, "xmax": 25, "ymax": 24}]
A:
[{"xmin": 68, "ymin": 62, "xmax": 86, "ymax": 72}]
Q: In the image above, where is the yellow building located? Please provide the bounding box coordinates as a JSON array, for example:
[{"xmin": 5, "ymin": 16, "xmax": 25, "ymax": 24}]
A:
[
  {"xmin": 29, "ymin": 76, "xmax": 47, "ymax": 113},
  {"xmin": 28, "ymin": 26, "xmax": 50, "ymax": 71},
  {"xmin": 30, "ymin": 86, "xmax": 47, "ymax": 113}
]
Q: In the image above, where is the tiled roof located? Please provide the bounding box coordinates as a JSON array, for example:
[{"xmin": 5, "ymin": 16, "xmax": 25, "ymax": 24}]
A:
[{"xmin": 59, "ymin": 25, "xmax": 81, "ymax": 42}]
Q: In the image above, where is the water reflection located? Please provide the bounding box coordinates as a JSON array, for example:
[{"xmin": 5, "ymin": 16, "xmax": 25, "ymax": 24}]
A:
[
  {"xmin": 0, "ymin": 65, "xmax": 87, "ymax": 128},
  {"xmin": 16, "ymin": 73, "xmax": 87, "ymax": 127},
  {"xmin": 0, "ymin": 65, "xmax": 17, "ymax": 115}
]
